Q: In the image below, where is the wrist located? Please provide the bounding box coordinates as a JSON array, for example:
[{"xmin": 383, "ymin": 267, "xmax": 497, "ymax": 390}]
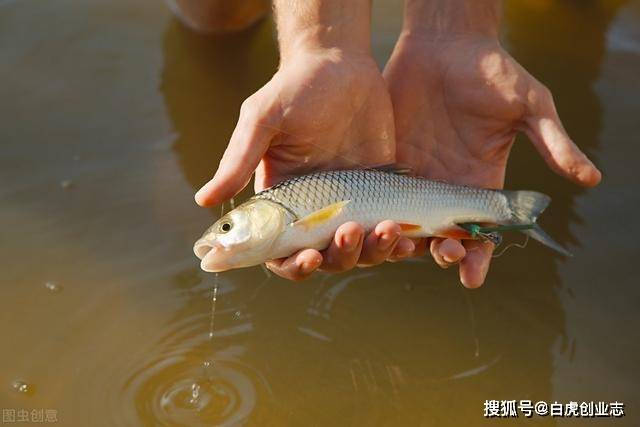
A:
[
  {"xmin": 275, "ymin": 0, "xmax": 372, "ymax": 62},
  {"xmin": 402, "ymin": 0, "xmax": 501, "ymax": 40}
]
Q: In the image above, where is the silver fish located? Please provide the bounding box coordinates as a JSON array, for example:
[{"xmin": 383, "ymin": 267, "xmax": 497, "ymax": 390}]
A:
[{"xmin": 194, "ymin": 169, "xmax": 570, "ymax": 272}]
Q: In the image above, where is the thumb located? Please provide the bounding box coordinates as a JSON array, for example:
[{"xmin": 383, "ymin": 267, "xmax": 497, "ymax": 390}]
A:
[
  {"xmin": 524, "ymin": 85, "xmax": 602, "ymax": 187},
  {"xmin": 195, "ymin": 96, "xmax": 280, "ymax": 207}
]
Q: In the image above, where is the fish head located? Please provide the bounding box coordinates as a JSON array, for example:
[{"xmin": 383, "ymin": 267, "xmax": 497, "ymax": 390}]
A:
[{"xmin": 194, "ymin": 199, "xmax": 289, "ymax": 272}]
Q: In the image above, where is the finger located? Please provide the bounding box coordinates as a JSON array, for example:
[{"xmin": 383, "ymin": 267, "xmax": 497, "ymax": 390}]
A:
[
  {"xmin": 195, "ymin": 96, "xmax": 281, "ymax": 206},
  {"xmin": 387, "ymin": 238, "xmax": 416, "ymax": 262},
  {"xmin": 265, "ymin": 248, "xmax": 322, "ymax": 281},
  {"xmin": 320, "ymin": 222, "xmax": 365, "ymax": 273},
  {"xmin": 524, "ymin": 85, "xmax": 601, "ymax": 187},
  {"xmin": 357, "ymin": 220, "xmax": 401, "ymax": 266},
  {"xmin": 430, "ymin": 238, "xmax": 466, "ymax": 269},
  {"xmin": 410, "ymin": 238, "xmax": 429, "ymax": 258},
  {"xmin": 459, "ymin": 240, "xmax": 494, "ymax": 289}
]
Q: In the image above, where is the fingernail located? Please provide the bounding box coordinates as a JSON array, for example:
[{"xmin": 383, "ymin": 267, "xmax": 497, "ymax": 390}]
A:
[
  {"xmin": 340, "ymin": 233, "xmax": 360, "ymax": 252},
  {"xmin": 443, "ymin": 254, "xmax": 458, "ymax": 263}
]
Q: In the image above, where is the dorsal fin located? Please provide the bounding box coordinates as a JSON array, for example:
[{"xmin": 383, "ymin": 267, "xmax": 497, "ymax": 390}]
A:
[{"xmin": 370, "ymin": 164, "xmax": 413, "ymax": 175}]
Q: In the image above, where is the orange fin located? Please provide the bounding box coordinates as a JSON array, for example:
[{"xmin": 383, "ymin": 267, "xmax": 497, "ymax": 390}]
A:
[
  {"xmin": 435, "ymin": 226, "xmax": 474, "ymax": 240},
  {"xmin": 398, "ymin": 223, "xmax": 422, "ymax": 233},
  {"xmin": 292, "ymin": 200, "xmax": 350, "ymax": 230}
]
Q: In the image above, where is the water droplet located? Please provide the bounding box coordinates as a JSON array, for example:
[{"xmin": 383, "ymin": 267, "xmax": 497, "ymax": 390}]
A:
[
  {"xmin": 12, "ymin": 380, "xmax": 32, "ymax": 395},
  {"xmin": 208, "ymin": 275, "xmax": 219, "ymax": 341},
  {"xmin": 44, "ymin": 281, "xmax": 62, "ymax": 293},
  {"xmin": 189, "ymin": 383, "xmax": 201, "ymax": 405},
  {"xmin": 60, "ymin": 179, "xmax": 73, "ymax": 190}
]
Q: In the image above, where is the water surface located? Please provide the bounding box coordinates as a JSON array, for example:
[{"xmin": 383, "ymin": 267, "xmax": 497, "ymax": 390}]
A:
[{"xmin": 1, "ymin": 0, "xmax": 639, "ymax": 425}]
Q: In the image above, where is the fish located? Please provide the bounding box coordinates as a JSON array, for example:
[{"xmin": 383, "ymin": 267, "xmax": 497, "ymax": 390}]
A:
[{"xmin": 193, "ymin": 168, "xmax": 571, "ymax": 272}]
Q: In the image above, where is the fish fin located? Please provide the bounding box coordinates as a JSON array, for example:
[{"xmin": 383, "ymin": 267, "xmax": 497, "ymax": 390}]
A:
[
  {"xmin": 501, "ymin": 190, "xmax": 572, "ymax": 257},
  {"xmin": 397, "ymin": 223, "xmax": 423, "ymax": 236},
  {"xmin": 292, "ymin": 200, "xmax": 350, "ymax": 230},
  {"xmin": 434, "ymin": 225, "xmax": 474, "ymax": 240},
  {"xmin": 371, "ymin": 164, "xmax": 413, "ymax": 175},
  {"xmin": 523, "ymin": 225, "xmax": 573, "ymax": 257},
  {"xmin": 501, "ymin": 190, "xmax": 550, "ymax": 223}
]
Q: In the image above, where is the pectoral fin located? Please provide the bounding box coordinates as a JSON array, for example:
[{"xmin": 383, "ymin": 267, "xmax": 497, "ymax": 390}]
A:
[
  {"xmin": 435, "ymin": 226, "xmax": 474, "ymax": 240},
  {"xmin": 397, "ymin": 223, "xmax": 423, "ymax": 237},
  {"xmin": 292, "ymin": 200, "xmax": 350, "ymax": 230}
]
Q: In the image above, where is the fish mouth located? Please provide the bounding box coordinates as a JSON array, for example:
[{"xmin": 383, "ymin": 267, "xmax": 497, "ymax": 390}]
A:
[
  {"xmin": 193, "ymin": 238, "xmax": 216, "ymax": 259},
  {"xmin": 193, "ymin": 239, "xmax": 231, "ymax": 273}
]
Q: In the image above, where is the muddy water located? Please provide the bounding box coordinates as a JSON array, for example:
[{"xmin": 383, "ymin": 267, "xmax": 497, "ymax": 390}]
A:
[{"xmin": 1, "ymin": 0, "xmax": 639, "ymax": 425}]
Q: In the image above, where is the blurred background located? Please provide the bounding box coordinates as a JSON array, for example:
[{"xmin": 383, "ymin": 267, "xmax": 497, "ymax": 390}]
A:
[{"xmin": 0, "ymin": 0, "xmax": 638, "ymax": 425}]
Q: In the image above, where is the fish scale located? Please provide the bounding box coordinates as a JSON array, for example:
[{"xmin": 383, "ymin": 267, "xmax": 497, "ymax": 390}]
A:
[{"xmin": 254, "ymin": 169, "xmax": 511, "ymax": 222}]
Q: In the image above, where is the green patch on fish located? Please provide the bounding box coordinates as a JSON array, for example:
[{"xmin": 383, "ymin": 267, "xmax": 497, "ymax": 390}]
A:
[{"xmin": 194, "ymin": 169, "xmax": 571, "ymax": 272}]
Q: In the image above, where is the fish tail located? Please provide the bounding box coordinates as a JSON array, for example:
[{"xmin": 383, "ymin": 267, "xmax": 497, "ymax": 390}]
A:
[{"xmin": 501, "ymin": 190, "xmax": 572, "ymax": 257}]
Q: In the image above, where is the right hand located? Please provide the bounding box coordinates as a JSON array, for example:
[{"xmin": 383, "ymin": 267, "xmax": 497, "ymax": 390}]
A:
[
  {"xmin": 195, "ymin": 46, "xmax": 416, "ymax": 280},
  {"xmin": 384, "ymin": 32, "xmax": 601, "ymax": 288}
]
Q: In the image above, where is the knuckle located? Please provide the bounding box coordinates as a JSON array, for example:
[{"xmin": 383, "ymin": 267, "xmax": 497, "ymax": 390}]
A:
[
  {"xmin": 239, "ymin": 97, "xmax": 258, "ymax": 119},
  {"xmin": 527, "ymin": 83, "xmax": 554, "ymax": 112},
  {"xmin": 539, "ymin": 84, "xmax": 554, "ymax": 103}
]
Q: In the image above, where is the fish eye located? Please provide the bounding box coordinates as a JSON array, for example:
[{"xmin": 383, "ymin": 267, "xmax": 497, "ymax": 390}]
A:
[{"xmin": 220, "ymin": 221, "xmax": 233, "ymax": 233}]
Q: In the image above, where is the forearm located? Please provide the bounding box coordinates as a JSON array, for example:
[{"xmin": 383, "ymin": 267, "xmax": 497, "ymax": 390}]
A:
[
  {"xmin": 274, "ymin": 0, "xmax": 372, "ymax": 61},
  {"xmin": 402, "ymin": 0, "xmax": 501, "ymax": 39}
]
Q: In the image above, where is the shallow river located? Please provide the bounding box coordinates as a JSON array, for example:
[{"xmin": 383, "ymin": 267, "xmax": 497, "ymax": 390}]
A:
[{"xmin": 1, "ymin": 0, "xmax": 639, "ymax": 425}]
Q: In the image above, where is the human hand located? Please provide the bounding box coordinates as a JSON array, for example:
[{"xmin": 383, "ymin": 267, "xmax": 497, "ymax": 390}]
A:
[
  {"xmin": 384, "ymin": 5, "xmax": 601, "ymax": 287},
  {"xmin": 195, "ymin": 1, "xmax": 416, "ymax": 280}
]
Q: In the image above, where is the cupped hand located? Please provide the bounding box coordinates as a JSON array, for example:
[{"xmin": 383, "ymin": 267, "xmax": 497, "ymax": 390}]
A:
[
  {"xmin": 384, "ymin": 33, "xmax": 601, "ymax": 288},
  {"xmin": 195, "ymin": 47, "xmax": 414, "ymax": 280}
]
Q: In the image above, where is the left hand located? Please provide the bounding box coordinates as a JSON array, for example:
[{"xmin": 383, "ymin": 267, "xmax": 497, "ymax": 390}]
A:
[{"xmin": 384, "ymin": 33, "xmax": 601, "ymax": 288}]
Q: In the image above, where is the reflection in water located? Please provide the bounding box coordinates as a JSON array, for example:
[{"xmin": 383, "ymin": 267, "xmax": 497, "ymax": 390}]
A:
[{"xmin": 161, "ymin": 18, "xmax": 278, "ymax": 193}]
